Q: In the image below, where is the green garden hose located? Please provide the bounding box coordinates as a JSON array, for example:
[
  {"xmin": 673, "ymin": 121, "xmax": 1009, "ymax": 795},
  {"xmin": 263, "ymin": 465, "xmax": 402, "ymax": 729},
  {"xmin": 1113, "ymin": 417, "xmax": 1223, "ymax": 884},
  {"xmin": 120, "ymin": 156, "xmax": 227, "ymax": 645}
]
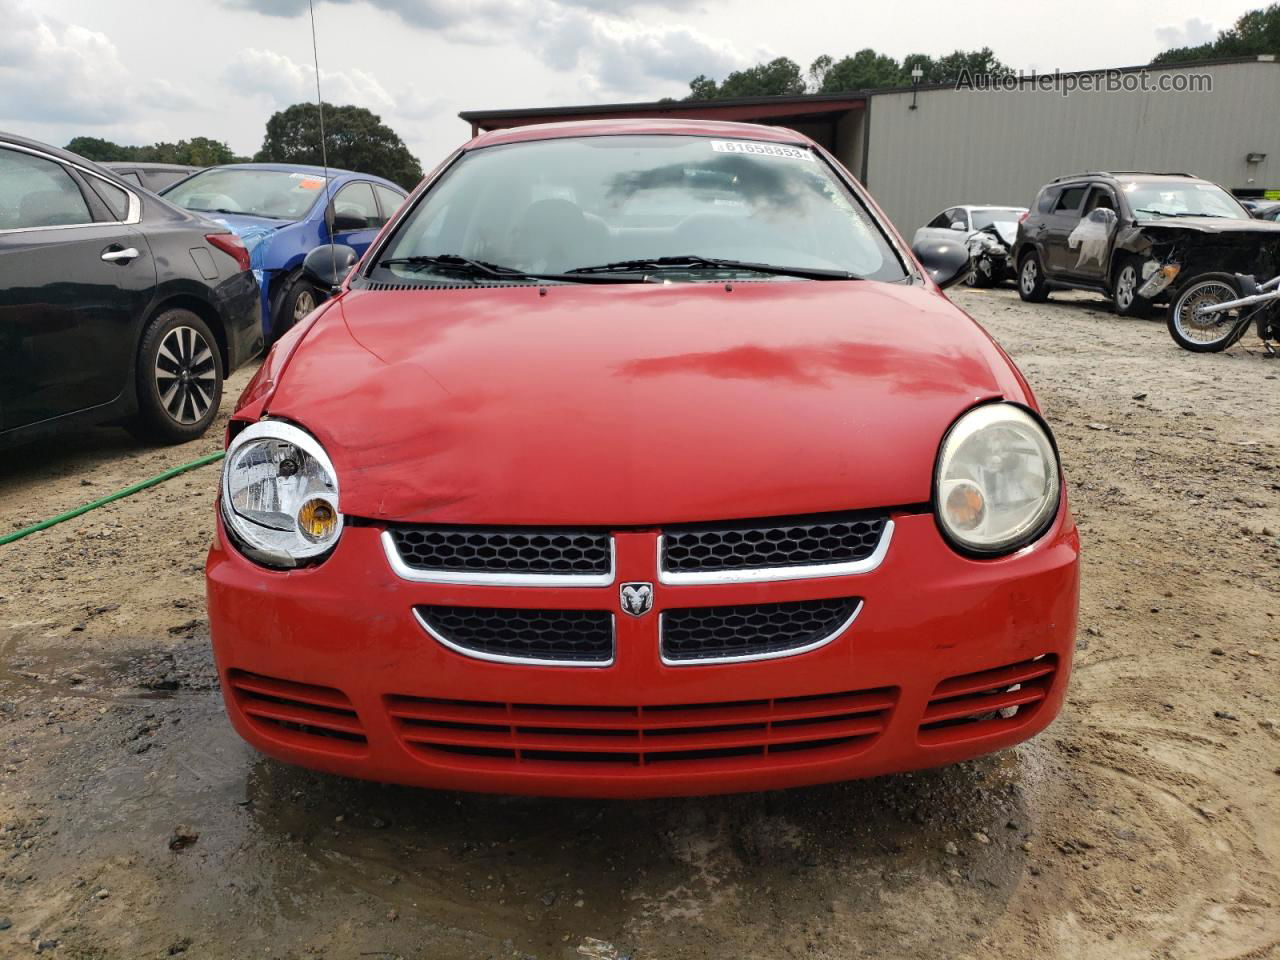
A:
[{"xmin": 0, "ymin": 450, "xmax": 225, "ymax": 547}]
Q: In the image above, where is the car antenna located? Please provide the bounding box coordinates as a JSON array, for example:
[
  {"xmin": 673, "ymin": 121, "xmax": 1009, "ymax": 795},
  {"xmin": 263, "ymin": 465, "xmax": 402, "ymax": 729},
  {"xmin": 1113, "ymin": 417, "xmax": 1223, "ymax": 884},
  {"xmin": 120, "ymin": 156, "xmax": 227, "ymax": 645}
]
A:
[{"xmin": 308, "ymin": 0, "xmax": 337, "ymax": 283}]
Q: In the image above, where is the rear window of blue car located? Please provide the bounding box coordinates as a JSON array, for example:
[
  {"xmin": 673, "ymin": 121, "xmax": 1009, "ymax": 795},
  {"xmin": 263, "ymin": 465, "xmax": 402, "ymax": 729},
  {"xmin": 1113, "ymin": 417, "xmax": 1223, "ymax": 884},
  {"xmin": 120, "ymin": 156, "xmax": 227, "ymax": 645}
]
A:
[{"xmin": 164, "ymin": 169, "xmax": 330, "ymax": 221}]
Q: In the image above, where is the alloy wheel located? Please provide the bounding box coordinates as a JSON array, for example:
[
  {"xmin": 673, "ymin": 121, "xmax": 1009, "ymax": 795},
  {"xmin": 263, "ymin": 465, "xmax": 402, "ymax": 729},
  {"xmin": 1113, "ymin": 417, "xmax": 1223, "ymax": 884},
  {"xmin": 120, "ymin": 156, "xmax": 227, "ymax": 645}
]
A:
[
  {"xmin": 293, "ymin": 288, "xmax": 317, "ymax": 322},
  {"xmin": 1115, "ymin": 266, "xmax": 1137, "ymax": 311},
  {"xmin": 1020, "ymin": 259, "xmax": 1037, "ymax": 295},
  {"xmin": 154, "ymin": 325, "xmax": 217, "ymax": 425}
]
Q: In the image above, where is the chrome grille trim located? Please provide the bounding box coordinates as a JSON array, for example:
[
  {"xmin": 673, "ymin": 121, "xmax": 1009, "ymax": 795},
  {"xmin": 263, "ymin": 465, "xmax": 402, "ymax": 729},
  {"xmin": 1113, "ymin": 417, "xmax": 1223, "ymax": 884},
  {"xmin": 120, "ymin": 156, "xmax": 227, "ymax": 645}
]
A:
[
  {"xmin": 657, "ymin": 520, "xmax": 894, "ymax": 585},
  {"xmin": 381, "ymin": 530, "xmax": 616, "ymax": 587},
  {"xmin": 659, "ymin": 600, "xmax": 862, "ymax": 666},
  {"xmin": 413, "ymin": 608, "xmax": 616, "ymax": 668}
]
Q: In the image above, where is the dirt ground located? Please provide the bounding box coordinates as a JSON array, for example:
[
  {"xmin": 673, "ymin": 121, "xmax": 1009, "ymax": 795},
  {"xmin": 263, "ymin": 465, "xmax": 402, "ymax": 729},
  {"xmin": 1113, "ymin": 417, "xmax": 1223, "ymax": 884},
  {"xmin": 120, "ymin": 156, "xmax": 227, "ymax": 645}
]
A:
[{"xmin": 1, "ymin": 287, "xmax": 1277, "ymax": 960}]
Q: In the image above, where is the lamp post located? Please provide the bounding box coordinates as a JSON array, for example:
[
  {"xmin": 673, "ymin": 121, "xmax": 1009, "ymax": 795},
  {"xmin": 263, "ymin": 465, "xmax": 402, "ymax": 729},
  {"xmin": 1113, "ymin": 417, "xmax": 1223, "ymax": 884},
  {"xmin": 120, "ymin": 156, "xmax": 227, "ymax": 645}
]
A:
[{"xmin": 910, "ymin": 66, "xmax": 923, "ymax": 110}]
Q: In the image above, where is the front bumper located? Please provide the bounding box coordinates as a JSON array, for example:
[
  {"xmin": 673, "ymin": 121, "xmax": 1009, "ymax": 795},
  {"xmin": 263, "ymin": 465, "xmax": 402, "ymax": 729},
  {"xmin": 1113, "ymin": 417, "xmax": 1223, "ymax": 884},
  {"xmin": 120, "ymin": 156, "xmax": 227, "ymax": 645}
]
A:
[{"xmin": 207, "ymin": 508, "xmax": 1079, "ymax": 798}]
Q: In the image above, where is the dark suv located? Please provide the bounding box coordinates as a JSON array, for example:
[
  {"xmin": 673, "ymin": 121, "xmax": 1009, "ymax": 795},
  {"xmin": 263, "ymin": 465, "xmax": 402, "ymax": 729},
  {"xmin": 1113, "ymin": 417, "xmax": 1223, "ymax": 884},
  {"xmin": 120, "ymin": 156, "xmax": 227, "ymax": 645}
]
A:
[{"xmin": 1014, "ymin": 171, "xmax": 1280, "ymax": 315}]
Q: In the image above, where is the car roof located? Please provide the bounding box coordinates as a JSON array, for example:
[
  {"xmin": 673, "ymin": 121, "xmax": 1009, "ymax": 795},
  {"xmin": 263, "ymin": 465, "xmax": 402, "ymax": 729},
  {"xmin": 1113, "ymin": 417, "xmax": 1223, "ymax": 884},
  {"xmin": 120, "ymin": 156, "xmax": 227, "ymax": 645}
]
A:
[
  {"xmin": 468, "ymin": 117, "xmax": 816, "ymax": 150},
  {"xmin": 0, "ymin": 129, "xmax": 160, "ymax": 192},
  {"xmin": 1051, "ymin": 171, "xmax": 1203, "ymax": 184},
  {"xmin": 205, "ymin": 161, "xmax": 354, "ymax": 175},
  {"xmin": 196, "ymin": 161, "xmax": 404, "ymax": 190},
  {"xmin": 2, "ymin": 129, "xmax": 121, "ymax": 173},
  {"xmin": 103, "ymin": 162, "xmax": 198, "ymax": 172}
]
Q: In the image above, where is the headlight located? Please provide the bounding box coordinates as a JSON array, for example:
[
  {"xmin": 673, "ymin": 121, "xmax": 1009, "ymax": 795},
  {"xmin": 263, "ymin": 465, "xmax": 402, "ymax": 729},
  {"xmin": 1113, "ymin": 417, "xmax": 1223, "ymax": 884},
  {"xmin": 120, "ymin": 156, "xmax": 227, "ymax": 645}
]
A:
[
  {"xmin": 221, "ymin": 420, "xmax": 342, "ymax": 567},
  {"xmin": 935, "ymin": 403, "xmax": 1060, "ymax": 555}
]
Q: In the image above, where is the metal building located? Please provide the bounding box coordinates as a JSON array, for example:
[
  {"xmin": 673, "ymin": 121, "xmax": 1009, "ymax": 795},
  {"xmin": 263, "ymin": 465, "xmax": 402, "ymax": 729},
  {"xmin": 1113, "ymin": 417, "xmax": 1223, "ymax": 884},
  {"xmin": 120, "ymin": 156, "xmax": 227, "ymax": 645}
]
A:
[{"xmin": 460, "ymin": 56, "xmax": 1280, "ymax": 236}]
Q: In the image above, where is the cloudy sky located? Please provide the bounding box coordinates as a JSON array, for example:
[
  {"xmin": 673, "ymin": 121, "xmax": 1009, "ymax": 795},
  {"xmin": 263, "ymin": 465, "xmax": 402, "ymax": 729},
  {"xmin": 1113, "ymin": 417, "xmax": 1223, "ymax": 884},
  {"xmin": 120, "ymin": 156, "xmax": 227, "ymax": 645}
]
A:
[{"xmin": 0, "ymin": 0, "xmax": 1243, "ymax": 170}]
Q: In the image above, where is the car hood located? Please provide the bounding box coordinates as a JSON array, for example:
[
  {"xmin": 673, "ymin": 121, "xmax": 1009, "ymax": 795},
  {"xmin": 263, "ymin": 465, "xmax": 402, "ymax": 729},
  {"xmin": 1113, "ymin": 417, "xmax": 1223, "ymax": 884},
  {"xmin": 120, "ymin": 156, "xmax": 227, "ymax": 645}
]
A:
[
  {"xmin": 990, "ymin": 222, "xmax": 1018, "ymax": 246},
  {"xmin": 1133, "ymin": 215, "xmax": 1280, "ymax": 235},
  {"xmin": 265, "ymin": 280, "xmax": 1024, "ymax": 526}
]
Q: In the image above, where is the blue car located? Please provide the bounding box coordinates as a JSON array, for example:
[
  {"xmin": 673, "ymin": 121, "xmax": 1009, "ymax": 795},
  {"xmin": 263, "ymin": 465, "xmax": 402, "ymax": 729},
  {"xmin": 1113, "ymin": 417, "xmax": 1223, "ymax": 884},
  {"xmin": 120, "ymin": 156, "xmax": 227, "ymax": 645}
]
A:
[{"xmin": 162, "ymin": 163, "xmax": 408, "ymax": 339}]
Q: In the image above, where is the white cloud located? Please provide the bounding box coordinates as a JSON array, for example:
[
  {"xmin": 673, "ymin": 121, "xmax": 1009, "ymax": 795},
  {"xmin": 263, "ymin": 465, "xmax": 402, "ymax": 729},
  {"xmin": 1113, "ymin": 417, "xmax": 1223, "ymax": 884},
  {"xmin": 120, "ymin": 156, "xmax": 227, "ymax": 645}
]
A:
[
  {"xmin": 1154, "ymin": 17, "xmax": 1218, "ymax": 50},
  {"xmin": 224, "ymin": 47, "xmax": 396, "ymax": 111},
  {"xmin": 529, "ymin": 8, "xmax": 747, "ymax": 97},
  {"xmin": 0, "ymin": 0, "xmax": 198, "ymax": 129}
]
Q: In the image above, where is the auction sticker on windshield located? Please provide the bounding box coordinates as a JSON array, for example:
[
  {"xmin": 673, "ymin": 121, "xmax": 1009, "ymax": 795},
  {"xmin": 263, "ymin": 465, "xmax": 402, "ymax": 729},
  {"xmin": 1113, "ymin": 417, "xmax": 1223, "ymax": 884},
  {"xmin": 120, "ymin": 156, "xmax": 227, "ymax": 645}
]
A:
[{"xmin": 710, "ymin": 140, "xmax": 815, "ymax": 162}]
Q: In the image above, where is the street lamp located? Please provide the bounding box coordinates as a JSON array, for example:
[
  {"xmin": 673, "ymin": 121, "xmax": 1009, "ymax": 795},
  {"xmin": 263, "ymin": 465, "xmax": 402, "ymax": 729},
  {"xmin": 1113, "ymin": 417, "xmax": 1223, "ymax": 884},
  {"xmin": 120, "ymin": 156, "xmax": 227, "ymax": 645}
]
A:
[{"xmin": 910, "ymin": 65, "xmax": 923, "ymax": 110}]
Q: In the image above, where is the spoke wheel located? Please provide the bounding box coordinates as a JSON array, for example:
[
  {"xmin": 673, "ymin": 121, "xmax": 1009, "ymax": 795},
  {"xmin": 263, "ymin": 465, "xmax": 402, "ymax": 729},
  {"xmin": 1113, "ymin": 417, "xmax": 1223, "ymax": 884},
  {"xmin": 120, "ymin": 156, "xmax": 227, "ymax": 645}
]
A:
[
  {"xmin": 1170, "ymin": 278, "xmax": 1244, "ymax": 350},
  {"xmin": 154, "ymin": 325, "xmax": 217, "ymax": 425}
]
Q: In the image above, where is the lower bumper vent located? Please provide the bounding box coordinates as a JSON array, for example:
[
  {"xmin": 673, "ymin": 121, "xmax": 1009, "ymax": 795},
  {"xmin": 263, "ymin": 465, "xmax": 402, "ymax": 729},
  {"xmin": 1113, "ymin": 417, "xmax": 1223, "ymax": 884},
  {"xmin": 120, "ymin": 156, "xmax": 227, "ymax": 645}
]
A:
[
  {"xmin": 918, "ymin": 655, "xmax": 1057, "ymax": 746},
  {"xmin": 385, "ymin": 687, "xmax": 898, "ymax": 769},
  {"xmin": 227, "ymin": 670, "xmax": 367, "ymax": 756}
]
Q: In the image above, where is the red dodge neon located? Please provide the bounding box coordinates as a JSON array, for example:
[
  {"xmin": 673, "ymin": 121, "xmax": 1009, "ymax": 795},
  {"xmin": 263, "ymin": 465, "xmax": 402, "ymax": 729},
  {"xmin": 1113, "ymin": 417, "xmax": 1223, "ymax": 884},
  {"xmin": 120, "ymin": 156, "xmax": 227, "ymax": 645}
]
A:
[{"xmin": 207, "ymin": 119, "xmax": 1079, "ymax": 798}]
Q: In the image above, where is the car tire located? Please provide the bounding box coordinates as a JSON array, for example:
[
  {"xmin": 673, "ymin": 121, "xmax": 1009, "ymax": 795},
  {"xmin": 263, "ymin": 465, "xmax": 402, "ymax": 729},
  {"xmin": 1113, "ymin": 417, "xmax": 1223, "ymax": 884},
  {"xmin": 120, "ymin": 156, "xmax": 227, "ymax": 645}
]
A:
[
  {"xmin": 1018, "ymin": 250, "xmax": 1049, "ymax": 302},
  {"xmin": 129, "ymin": 309, "xmax": 224, "ymax": 444},
  {"xmin": 272, "ymin": 273, "xmax": 322, "ymax": 342},
  {"xmin": 965, "ymin": 255, "xmax": 996, "ymax": 288},
  {"xmin": 1112, "ymin": 255, "xmax": 1153, "ymax": 317}
]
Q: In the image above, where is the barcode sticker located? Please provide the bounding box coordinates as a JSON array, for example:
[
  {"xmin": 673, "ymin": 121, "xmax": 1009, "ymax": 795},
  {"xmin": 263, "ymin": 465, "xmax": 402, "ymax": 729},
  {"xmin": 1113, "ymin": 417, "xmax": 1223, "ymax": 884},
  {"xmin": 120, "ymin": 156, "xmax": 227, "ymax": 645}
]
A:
[{"xmin": 710, "ymin": 140, "xmax": 815, "ymax": 162}]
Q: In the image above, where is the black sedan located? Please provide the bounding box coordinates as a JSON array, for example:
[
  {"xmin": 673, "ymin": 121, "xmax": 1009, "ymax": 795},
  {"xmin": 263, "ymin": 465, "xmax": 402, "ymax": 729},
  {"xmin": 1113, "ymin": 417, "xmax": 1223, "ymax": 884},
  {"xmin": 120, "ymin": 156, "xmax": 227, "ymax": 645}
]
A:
[{"xmin": 0, "ymin": 133, "xmax": 262, "ymax": 447}]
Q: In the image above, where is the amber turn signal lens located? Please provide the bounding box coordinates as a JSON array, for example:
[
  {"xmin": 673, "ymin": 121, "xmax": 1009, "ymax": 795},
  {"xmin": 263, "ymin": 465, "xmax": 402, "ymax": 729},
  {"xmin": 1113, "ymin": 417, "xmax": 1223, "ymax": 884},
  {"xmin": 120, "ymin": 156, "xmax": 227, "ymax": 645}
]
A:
[
  {"xmin": 944, "ymin": 482, "xmax": 985, "ymax": 532},
  {"xmin": 297, "ymin": 498, "xmax": 338, "ymax": 543}
]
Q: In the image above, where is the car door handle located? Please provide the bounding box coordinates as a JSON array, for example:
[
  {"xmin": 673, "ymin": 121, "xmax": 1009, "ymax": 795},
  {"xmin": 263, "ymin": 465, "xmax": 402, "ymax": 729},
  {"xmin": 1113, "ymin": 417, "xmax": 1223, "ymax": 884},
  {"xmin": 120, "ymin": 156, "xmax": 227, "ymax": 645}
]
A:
[{"xmin": 101, "ymin": 247, "xmax": 140, "ymax": 263}]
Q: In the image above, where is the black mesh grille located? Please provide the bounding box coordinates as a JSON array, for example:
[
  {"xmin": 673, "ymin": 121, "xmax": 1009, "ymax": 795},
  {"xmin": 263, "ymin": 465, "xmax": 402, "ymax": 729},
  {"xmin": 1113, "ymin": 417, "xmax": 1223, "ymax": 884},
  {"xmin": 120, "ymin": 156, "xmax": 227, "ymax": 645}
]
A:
[
  {"xmin": 389, "ymin": 527, "xmax": 611, "ymax": 576},
  {"xmin": 662, "ymin": 513, "xmax": 888, "ymax": 574},
  {"xmin": 418, "ymin": 606, "xmax": 614, "ymax": 663},
  {"xmin": 661, "ymin": 597, "xmax": 859, "ymax": 662}
]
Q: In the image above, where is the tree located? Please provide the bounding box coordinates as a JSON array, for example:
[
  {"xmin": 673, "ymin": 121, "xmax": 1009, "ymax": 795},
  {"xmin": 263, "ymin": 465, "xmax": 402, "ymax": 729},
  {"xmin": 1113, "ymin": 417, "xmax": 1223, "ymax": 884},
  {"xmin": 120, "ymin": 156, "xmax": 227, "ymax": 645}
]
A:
[
  {"xmin": 255, "ymin": 103, "xmax": 423, "ymax": 188},
  {"xmin": 65, "ymin": 135, "xmax": 242, "ymax": 165},
  {"xmin": 691, "ymin": 47, "xmax": 1015, "ymax": 100},
  {"xmin": 818, "ymin": 49, "xmax": 904, "ymax": 93},
  {"xmin": 65, "ymin": 136, "xmax": 131, "ymax": 161},
  {"xmin": 1153, "ymin": 4, "xmax": 1280, "ymax": 64},
  {"xmin": 930, "ymin": 48, "xmax": 1012, "ymax": 83},
  {"xmin": 686, "ymin": 57, "xmax": 806, "ymax": 99}
]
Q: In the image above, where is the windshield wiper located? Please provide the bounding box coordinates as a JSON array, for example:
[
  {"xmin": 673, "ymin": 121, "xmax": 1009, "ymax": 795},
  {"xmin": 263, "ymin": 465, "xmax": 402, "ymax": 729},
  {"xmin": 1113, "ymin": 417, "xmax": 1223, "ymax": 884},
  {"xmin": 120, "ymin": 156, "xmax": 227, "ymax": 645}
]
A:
[
  {"xmin": 566, "ymin": 255, "xmax": 860, "ymax": 281},
  {"xmin": 1134, "ymin": 208, "xmax": 1228, "ymax": 219},
  {"xmin": 377, "ymin": 254, "xmax": 646, "ymax": 284},
  {"xmin": 198, "ymin": 207, "xmax": 288, "ymax": 220}
]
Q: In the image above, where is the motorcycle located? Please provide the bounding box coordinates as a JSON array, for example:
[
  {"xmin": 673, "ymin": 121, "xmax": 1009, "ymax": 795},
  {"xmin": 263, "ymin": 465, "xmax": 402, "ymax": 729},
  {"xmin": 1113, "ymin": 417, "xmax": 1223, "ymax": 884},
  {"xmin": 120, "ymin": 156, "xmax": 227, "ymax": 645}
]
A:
[{"xmin": 1167, "ymin": 272, "xmax": 1280, "ymax": 354}]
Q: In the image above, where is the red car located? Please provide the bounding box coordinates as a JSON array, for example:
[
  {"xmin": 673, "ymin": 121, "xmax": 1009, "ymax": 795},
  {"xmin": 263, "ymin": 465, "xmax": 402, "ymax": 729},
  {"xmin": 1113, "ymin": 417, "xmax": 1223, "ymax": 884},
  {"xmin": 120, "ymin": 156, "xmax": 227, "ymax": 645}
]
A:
[{"xmin": 208, "ymin": 119, "xmax": 1079, "ymax": 798}]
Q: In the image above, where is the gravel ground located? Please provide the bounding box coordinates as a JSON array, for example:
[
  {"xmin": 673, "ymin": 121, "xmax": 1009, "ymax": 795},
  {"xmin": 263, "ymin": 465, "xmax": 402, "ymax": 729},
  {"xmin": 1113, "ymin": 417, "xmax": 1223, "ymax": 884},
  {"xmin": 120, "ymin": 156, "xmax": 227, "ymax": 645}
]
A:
[{"xmin": 1, "ymin": 286, "xmax": 1277, "ymax": 960}]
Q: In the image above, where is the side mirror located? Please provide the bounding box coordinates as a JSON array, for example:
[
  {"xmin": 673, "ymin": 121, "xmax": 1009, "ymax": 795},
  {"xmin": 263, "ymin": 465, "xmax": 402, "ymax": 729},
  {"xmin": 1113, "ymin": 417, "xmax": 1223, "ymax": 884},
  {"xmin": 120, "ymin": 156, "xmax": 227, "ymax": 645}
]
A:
[
  {"xmin": 950, "ymin": 220, "xmax": 966, "ymax": 232},
  {"xmin": 912, "ymin": 239, "xmax": 970, "ymax": 290},
  {"xmin": 302, "ymin": 244, "xmax": 358, "ymax": 292}
]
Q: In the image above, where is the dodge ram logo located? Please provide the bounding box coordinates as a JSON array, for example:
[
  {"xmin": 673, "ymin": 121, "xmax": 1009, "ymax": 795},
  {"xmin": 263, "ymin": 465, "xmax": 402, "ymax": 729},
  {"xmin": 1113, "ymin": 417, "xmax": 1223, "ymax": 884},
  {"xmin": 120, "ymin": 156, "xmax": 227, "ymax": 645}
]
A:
[{"xmin": 619, "ymin": 582, "xmax": 654, "ymax": 617}]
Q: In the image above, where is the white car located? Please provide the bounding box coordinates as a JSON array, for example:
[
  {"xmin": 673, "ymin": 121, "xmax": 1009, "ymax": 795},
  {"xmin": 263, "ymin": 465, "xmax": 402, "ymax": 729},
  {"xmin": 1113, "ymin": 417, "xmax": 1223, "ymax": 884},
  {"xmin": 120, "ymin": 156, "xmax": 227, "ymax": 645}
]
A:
[{"xmin": 913, "ymin": 205, "xmax": 1027, "ymax": 287}]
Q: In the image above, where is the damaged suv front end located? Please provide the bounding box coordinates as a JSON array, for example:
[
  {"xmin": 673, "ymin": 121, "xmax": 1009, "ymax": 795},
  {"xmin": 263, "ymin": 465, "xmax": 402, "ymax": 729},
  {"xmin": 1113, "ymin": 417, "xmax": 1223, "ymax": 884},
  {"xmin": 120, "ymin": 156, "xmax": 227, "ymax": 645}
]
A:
[
  {"xmin": 1127, "ymin": 219, "xmax": 1280, "ymax": 302},
  {"xmin": 1016, "ymin": 172, "xmax": 1280, "ymax": 315}
]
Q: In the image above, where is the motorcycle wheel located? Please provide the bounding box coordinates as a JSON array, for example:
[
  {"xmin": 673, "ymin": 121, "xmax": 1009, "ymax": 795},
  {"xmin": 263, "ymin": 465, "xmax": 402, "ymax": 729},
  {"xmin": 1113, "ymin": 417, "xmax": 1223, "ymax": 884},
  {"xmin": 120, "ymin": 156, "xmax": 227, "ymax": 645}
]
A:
[{"xmin": 1167, "ymin": 273, "xmax": 1249, "ymax": 352}]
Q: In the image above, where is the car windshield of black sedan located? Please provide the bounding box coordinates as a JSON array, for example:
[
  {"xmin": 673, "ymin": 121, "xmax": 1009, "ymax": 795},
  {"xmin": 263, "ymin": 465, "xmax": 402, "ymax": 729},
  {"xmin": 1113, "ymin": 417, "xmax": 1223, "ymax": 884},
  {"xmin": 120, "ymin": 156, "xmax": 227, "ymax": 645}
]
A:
[
  {"xmin": 1123, "ymin": 180, "xmax": 1249, "ymax": 220},
  {"xmin": 373, "ymin": 135, "xmax": 907, "ymax": 282},
  {"xmin": 163, "ymin": 169, "xmax": 330, "ymax": 221}
]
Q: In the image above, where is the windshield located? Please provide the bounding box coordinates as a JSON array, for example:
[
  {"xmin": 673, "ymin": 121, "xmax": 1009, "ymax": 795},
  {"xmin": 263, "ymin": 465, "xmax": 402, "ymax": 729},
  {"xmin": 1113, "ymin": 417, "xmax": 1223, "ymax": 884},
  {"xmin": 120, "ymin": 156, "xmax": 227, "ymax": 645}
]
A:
[
  {"xmin": 163, "ymin": 169, "xmax": 330, "ymax": 221},
  {"xmin": 1123, "ymin": 181, "xmax": 1249, "ymax": 220},
  {"xmin": 373, "ymin": 135, "xmax": 907, "ymax": 282},
  {"xmin": 971, "ymin": 208, "xmax": 1023, "ymax": 230}
]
